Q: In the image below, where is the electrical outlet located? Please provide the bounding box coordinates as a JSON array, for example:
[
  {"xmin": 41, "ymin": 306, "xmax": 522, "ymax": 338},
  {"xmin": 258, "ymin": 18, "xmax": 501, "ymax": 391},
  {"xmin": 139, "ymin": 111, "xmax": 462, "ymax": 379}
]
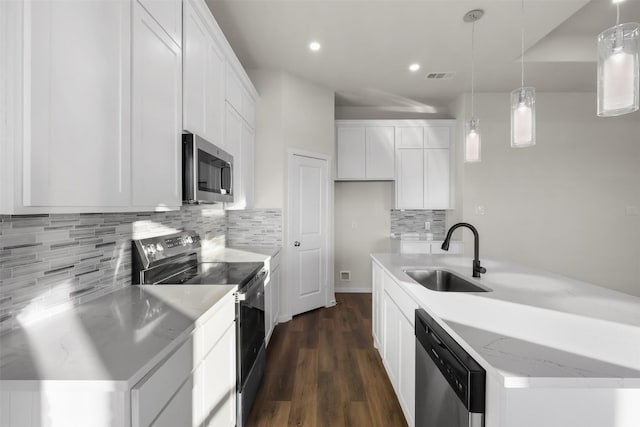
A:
[
  {"xmin": 340, "ymin": 271, "xmax": 351, "ymax": 281},
  {"xmin": 626, "ymin": 206, "xmax": 639, "ymax": 216},
  {"xmin": 424, "ymin": 221, "xmax": 431, "ymax": 230},
  {"xmin": 475, "ymin": 205, "xmax": 486, "ymax": 215}
]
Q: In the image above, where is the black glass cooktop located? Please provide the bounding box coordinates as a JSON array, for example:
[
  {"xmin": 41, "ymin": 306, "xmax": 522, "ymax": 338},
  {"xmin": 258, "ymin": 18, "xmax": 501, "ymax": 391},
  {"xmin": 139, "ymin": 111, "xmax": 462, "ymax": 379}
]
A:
[{"xmin": 182, "ymin": 262, "xmax": 263, "ymax": 288}]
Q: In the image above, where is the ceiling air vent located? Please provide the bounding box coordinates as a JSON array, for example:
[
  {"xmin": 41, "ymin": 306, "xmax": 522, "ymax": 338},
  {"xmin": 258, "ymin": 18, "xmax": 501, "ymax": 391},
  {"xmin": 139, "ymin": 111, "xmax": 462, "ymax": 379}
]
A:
[{"xmin": 425, "ymin": 72, "xmax": 456, "ymax": 80}]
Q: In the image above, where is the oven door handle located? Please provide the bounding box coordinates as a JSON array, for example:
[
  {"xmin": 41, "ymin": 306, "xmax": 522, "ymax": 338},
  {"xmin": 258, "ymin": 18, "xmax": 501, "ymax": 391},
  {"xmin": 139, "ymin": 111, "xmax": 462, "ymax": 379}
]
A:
[{"xmin": 235, "ymin": 268, "xmax": 267, "ymax": 302}]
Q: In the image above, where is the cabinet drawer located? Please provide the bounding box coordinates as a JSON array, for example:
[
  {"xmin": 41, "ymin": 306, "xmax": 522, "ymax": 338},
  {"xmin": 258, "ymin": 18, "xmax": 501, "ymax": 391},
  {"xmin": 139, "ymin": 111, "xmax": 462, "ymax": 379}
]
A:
[
  {"xmin": 132, "ymin": 336, "xmax": 195, "ymax": 427},
  {"xmin": 383, "ymin": 271, "xmax": 418, "ymax": 326}
]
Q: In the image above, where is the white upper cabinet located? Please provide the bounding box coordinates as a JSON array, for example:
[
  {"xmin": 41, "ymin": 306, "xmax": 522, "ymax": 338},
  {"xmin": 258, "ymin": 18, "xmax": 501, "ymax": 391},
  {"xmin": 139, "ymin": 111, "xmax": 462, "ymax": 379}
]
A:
[
  {"xmin": 241, "ymin": 90, "xmax": 256, "ymax": 129},
  {"xmin": 336, "ymin": 126, "xmax": 366, "ymax": 179},
  {"xmin": 424, "ymin": 126, "xmax": 450, "ymax": 149},
  {"xmin": 395, "ymin": 122, "xmax": 455, "ymax": 210},
  {"xmin": 136, "ymin": 0, "xmax": 182, "ymax": 47},
  {"xmin": 225, "ymin": 103, "xmax": 244, "ymax": 209},
  {"xmin": 131, "ymin": 0, "xmax": 182, "ymax": 209},
  {"xmin": 335, "ymin": 122, "xmax": 394, "ymax": 181},
  {"xmin": 396, "ymin": 126, "xmax": 424, "ymax": 149},
  {"xmin": 241, "ymin": 123, "xmax": 255, "ymax": 209},
  {"xmin": 396, "ymin": 148, "xmax": 424, "ymax": 208},
  {"xmin": 225, "ymin": 63, "xmax": 243, "ymax": 113},
  {"xmin": 424, "ymin": 148, "xmax": 450, "ymax": 209},
  {"xmin": 1, "ymin": 0, "xmax": 257, "ymax": 214},
  {"xmin": 365, "ymin": 127, "xmax": 395, "ymax": 179},
  {"xmin": 3, "ymin": 0, "xmax": 131, "ymax": 212},
  {"xmin": 183, "ymin": 0, "xmax": 225, "ymax": 149}
]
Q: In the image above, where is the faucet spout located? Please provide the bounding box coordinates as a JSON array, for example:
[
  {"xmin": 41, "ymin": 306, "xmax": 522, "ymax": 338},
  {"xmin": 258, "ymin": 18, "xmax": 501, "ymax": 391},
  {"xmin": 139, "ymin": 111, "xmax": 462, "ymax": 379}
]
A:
[{"xmin": 441, "ymin": 222, "xmax": 487, "ymax": 278}]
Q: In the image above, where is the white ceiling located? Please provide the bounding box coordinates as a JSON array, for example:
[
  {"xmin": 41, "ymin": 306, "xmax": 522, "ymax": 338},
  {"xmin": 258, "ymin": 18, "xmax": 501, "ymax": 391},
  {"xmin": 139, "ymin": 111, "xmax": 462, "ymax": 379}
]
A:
[{"xmin": 206, "ymin": 0, "xmax": 640, "ymax": 108}]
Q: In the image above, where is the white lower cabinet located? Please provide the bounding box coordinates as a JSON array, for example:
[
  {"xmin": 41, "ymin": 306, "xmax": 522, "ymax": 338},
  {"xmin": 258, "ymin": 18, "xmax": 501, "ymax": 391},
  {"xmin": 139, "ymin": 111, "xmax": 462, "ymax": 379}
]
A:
[
  {"xmin": 265, "ymin": 252, "xmax": 282, "ymax": 346},
  {"xmin": 131, "ymin": 295, "xmax": 236, "ymax": 427},
  {"xmin": 375, "ymin": 261, "xmax": 417, "ymax": 427},
  {"xmin": 198, "ymin": 324, "xmax": 236, "ymax": 427},
  {"xmin": 372, "ymin": 261, "xmax": 383, "ymax": 349},
  {"xmin": 151, "ymin": 376, "xmax": 196, "ymax": 427}
]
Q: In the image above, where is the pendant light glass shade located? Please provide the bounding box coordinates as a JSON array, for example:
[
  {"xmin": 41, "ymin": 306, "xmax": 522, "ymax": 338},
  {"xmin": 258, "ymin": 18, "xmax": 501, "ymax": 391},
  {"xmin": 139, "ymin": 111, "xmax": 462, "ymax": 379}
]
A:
[
  {"xmin": 465, "ymin": 118, "xmax": 482, "ymax": 163},
  {"xmin": 510, "ymin": 87, "xmax": 536, "ymax": 147},
  {"xmin": 597, "ymin": 23, "xmax": 639, "ymax": 116}
]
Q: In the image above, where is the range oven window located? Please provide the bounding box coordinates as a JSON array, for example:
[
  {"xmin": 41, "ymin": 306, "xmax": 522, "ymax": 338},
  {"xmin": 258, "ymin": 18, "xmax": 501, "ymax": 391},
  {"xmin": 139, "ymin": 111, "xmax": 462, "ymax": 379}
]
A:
[{"xmin": 198, "ymin": 149, "xmax": 231, "ymax": 194}]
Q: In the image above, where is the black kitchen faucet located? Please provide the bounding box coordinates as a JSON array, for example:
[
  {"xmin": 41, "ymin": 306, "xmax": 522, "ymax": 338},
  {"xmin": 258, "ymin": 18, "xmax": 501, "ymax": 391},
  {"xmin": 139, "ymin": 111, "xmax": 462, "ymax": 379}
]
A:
[{"xmin": 442, "ymin": 222, "xmax": 487, "ymax": 278}]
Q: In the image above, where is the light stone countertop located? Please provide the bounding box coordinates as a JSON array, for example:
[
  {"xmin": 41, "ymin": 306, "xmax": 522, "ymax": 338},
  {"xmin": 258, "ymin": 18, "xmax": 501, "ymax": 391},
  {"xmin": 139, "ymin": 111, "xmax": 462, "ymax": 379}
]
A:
[
  {"xmin": 0, "ymin": 285, "xmax": 236, "ymax": 390},
  {"xmin": 0, "ymin": 246, "xmax": 281, "ymax": 390},
  {"xmin": 371, "ymin": 253, "xmax": 640, "ymax": 389}
]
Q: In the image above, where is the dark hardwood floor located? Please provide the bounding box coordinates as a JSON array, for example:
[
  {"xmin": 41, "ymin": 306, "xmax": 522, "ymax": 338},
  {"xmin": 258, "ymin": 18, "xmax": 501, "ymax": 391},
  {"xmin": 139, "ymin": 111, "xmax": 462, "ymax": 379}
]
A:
[{"xmin": 246, "ymin": 293, "xmax": 408, "ymax": 427}]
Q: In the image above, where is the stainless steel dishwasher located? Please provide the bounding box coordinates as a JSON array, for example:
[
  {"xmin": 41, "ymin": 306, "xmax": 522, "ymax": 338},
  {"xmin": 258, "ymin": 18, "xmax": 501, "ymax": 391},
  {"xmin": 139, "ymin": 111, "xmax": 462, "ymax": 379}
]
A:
[{"xmin": 415, "ymin": 309, "xmax": 486, "ymax": 427}]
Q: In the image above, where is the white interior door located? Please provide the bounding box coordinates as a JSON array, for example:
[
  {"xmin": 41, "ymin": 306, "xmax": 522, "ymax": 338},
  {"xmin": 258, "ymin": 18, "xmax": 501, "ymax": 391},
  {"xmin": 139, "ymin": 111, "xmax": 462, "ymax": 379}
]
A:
[{"xmin": 288, "ymin": 153, "xmax": 329, "ymax": 316}]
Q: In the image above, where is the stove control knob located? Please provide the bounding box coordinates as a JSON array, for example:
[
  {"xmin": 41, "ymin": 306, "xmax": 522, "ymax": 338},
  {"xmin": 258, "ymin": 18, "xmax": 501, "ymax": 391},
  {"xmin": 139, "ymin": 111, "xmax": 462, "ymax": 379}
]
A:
[
  {"xmin": 156, "ymin": 243, "xmax": 164, "ymax": 252},
  {"xmin": 185, "ymin": 236, "xmax": 193, "ymax": 244},
  {"xmin": 146, "ymin": 245, "xmax": 156, "ymax": 255}
]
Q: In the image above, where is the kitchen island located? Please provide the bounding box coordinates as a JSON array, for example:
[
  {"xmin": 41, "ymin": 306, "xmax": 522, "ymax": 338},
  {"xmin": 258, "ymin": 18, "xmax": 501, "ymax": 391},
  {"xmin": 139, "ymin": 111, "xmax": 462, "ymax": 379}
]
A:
[{"xmin": 371, "ymin": 253, "xmax": 640, "ymax": 427}]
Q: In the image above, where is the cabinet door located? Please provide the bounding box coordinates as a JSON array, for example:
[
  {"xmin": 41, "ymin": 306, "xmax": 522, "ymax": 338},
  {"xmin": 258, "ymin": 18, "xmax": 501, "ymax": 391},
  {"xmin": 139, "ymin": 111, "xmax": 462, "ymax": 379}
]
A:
[
  {"xmin": 204, "ymin": 40, "xmax": 225, "ymax": 148},
  {"xmin": 365, "ymin": 127, "xmax": 395, "ymax": 179},
  {"xmin": 225, "ymin": 65, "xmax": 243, "ymax": 113},
  {"xmin": 399, "ymin": 315, "xmax": 416, "ymax": 427},
  {"xmin": 200, "ymin": 324, "xmax": 236, "ymax": 427},
  {"xmin": 336, "ymin": 127, "xmax": 366, "ymax": 179},
  {"xmin": 424, "ymin": 149, "xmax": 450, "ymax": 209},
  {"xmin": 131, "ymin": 1, "xmax": 181, "ymax": 208},
  {"xmin": 225, "ymin": 104, "xmax": 243, "ymax": 209},
  {"xmin": 424, "ymin": 126, "xmax": 450, "ymax": 149},
  {"xmin": 382, "ymin": 291, "xmax": 400, "ymax": 389},
  {"xmin": 152, "ymin": 376, "xmax": 196, "ymax": 427},
  {"xmin": 396, "ymin": 127, "xmax": 423, "ymax": 149},
  {"xmin": 371, "ymin": 262, "xmax": 383, "ymax": 350},
  {"xmin": 22, "ymin": 0, "xmax": 130, "ymax": 207},
  {"xmin": 271, "ymin": 265, "xmax": 281, "ymax": 328},
  {"xmin": 241, "ymin": 123, "xmax": 255, "ymax": 209},
  {"xmin": 137, "ymin": 0, "xmax": 182, "ymax": 47},
  {"xmin": 241, "ymin": 90, "xmax": 256, "ymax": 128},
  {"xmin": 182, "ymin": 0, "xmax": 207, "ymax": 135},
  {"xmin": 396, "ymin": 148, "xmax": 424, "ymax": 209}
]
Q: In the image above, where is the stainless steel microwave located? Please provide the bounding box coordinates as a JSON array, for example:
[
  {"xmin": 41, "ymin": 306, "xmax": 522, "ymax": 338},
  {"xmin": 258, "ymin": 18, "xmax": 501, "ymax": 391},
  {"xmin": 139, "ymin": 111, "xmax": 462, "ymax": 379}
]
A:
[{"xmin": 182, "ymin": 133, "xmax": 233, "ymax": 204}]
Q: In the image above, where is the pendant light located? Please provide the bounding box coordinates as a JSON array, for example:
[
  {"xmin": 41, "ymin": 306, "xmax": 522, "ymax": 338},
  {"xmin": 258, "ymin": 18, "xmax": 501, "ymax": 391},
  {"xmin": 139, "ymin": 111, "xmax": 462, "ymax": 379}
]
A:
[
  {"xmin": 464, "ymin": 9, "xmax": 484, "ymax": 163},
  {"xmin": 510, "ymin": 0, "xmax": 535, "ymax": 148},
  {"xmin": 597, "ymin": 0, "xmax": 639, "ymax": 117}
]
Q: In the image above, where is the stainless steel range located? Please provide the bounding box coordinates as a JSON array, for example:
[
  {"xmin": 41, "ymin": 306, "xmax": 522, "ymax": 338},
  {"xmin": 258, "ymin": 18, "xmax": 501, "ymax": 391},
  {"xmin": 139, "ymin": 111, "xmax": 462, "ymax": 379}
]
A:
[{"xmin": 132, "ymin": 230, "xmax": 267, "ymax": 427}]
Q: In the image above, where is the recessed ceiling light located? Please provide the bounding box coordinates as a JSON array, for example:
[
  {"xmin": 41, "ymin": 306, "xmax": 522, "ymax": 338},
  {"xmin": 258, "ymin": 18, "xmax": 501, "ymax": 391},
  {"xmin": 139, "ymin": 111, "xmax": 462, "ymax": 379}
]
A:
[
  {"xmin": 309, "ymin": 41, "xmax": 321, "ymax": 51},
  {"xmin": 409, "ymin": 63, "xmax": 421, "ymax": 72}
]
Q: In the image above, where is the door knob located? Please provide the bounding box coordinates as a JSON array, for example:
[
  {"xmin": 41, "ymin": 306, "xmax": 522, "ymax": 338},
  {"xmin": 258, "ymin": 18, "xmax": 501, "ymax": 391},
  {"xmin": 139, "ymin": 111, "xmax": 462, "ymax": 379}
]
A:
[{"xmin": 294, "ymin": 241, "xmax": 301, "ymax": 247}]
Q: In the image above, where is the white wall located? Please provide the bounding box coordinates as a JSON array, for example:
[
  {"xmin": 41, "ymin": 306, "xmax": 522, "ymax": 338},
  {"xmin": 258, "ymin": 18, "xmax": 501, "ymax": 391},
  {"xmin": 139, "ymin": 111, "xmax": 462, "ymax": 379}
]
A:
[
  {"xmin": 455, "ymin": 92, "xmax": 640, "ymax": 296},
  {"xmin": 334, "ymin": 181, "xmax": 393, "ymax": 292},
  {"xmin": 248, "ymin": 70, "xmax": 336, "ymax": 317}
]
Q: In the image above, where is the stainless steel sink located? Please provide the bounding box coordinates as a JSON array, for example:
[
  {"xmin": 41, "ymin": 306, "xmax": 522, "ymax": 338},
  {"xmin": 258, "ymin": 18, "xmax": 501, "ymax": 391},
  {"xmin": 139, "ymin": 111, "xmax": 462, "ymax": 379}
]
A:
[{"xmin": 404, "ymin": 269, "xmax": 491, "ymax": 292}]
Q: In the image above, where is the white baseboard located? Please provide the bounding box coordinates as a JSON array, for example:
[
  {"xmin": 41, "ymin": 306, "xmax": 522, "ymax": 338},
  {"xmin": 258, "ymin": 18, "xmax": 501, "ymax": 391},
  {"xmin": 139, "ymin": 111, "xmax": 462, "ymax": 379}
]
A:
[
  {"xmin": 277, "ymin": 314, "xmax": 292, "ymax": 323},
  {"xmin": 334, "ymin": 286, "xmax": 372, "ymax": 293}
]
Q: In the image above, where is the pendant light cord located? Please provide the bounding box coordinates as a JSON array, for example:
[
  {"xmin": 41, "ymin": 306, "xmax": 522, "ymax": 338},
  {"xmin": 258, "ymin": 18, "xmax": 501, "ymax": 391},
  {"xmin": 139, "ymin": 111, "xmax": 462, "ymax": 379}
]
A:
[
  {"xmin": 471, "ymin": 21, "xmax": 475, "ymax": 117},
  {"xmin": 616, "ymin": 3, "xmax": 620, "ymax": 26},
  {"xmin": 520, "ymin": 0, "xmax": 525, "ymax": 88}
]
